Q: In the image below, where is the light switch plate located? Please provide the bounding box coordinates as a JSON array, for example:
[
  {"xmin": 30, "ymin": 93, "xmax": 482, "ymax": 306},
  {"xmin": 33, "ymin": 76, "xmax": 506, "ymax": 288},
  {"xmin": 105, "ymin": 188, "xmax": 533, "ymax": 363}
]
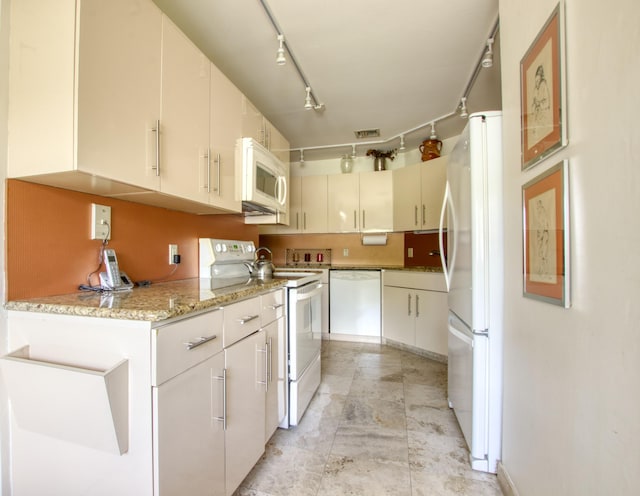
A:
[
  {"xmin": 408, "ymin": 247, "xmax": 414, "ymax": 258},
  {"xmin": 91, "ymin": 204, "xmax": 111, "ymax": 240}
]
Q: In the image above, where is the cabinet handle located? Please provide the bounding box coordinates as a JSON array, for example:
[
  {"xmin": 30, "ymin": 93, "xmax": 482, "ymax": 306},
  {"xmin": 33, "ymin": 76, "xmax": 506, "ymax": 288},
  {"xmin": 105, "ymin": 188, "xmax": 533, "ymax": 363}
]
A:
[
  {"xmin": 269, "ymin": 303, "xmax": 284, "ymax": 310},
  {"xmin": 238, "ymin": 314, "xmax": 259, "ymax": 325},
  {"xmin": 362, "ymin": 210, "xmax": 366, "ymax": 229},
  {"xmin": 408, "ymin": 294, "xmax": 412, "ymax": 316},
  {"xmin": 215, "ymin": 153, "xmax": 221, "ymax": 195},
  {"xmin": 202, "ymin": 149, "xmax": 211, "ymax": 192},
  {"xmin": 267, "ymin": 337, "xmax": 273, "ymax": 384},
  {"xmin": 354, "ymin": 210, "xmax": 357, "ymax": 229},
  {"xmin": 213, "ymin": 368, "xmax": 227, "ymax": 431},
  {"xmin": 415, "ymin": 294, "xmax": 420, "ymax": 318},
  {"xmin": 303, "ymin": 212, "xmax": 307, "ymax": 231},
  {"xmin": 414, "ymin": 205, "xmax": 419, "ymax": 226},
  {"xmin": 296, "ymin": 212, "xmax": 299, "ymax": 230},
  {"xmin": 257, "ymin": 345, "xmax": 268, "ymax": 390},
  {"xmin": 184, "ymin": 334, "xmax": 217, "ymax": 350},
  {"xmin": 151, "ymin": 119, "xmax": 160, "ymax": 176},
  {"xmin": 422, "ymin": 204, "xmax": 426, "ymax": 226}
]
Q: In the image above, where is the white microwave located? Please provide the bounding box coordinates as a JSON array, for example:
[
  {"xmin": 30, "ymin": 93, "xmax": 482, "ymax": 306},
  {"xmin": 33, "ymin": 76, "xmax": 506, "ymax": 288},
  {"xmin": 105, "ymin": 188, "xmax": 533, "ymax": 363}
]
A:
[{"xmin": 236, "ymin": 137, "xmax": 288, "ymax": 219}]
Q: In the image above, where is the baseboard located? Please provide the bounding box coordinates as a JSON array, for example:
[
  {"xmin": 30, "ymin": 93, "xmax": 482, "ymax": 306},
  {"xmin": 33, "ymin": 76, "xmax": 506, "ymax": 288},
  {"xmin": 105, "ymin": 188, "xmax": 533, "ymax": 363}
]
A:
[
  {"xmin": 497, "ymin": 461, "xmax": 519, "ymax": 496},
  {"xmin": 325, "ymin": 333, "xmax": 381, "ymax": 344},
  {"xmin": 383, "ymin": 338, "xmax": 448, "ymax": 364}
]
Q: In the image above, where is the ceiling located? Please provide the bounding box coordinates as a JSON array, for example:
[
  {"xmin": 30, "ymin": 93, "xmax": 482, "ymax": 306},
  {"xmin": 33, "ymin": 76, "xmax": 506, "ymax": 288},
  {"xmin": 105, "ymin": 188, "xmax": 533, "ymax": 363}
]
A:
[{"xmin": 152, "ymin": 0, "xmax": 502, "ymax": 161}]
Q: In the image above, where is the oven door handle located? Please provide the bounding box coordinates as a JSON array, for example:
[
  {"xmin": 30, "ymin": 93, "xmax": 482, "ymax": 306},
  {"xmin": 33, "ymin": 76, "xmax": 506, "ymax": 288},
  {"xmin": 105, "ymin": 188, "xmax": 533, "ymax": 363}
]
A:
[{"xmin": 294, "ymin": 283, "xmax": 323, "ymax": 301}]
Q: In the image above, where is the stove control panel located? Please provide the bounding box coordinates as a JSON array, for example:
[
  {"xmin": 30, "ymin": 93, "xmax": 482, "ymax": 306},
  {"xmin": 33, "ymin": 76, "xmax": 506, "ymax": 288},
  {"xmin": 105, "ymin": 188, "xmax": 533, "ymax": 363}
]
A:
[{"xmin": 199, "ymin": 239, "xmax": 256, "ymax": 278}]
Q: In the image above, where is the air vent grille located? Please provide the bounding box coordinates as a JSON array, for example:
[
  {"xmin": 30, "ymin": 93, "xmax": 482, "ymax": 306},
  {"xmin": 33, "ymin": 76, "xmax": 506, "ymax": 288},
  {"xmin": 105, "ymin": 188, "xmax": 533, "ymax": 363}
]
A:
[{"xmin": 354, "ymin": 129, "xmax": 380, "ymax": 139}]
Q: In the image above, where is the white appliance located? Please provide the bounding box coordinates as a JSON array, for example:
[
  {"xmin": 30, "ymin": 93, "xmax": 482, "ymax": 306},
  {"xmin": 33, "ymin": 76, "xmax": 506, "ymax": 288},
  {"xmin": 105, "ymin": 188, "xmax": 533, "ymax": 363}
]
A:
[
  {"xmin": 329, "ymin": 270, "xmax": 381, "ymax": 341},
  {"xmin": 198, "ymin": 239, "xmax": 322, "ymax": 428},
  {"xmin": 236, "ymin": 137, "xmax": 288, "ymax": 219},
  {"xmin": 439, "ymin": 111, "xmax": 504, "ymax": 474}
]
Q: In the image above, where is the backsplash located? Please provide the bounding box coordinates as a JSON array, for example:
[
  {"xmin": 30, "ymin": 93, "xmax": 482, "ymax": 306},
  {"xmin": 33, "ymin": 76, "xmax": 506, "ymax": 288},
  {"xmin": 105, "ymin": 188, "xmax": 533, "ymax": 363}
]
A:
[
  {"xmin": 6, "ymin": 180, "xmax": 259, "ymax": 300},
  {"xmin": 285, "ymin": 248, "xmax": 332, "ymax": 267}
]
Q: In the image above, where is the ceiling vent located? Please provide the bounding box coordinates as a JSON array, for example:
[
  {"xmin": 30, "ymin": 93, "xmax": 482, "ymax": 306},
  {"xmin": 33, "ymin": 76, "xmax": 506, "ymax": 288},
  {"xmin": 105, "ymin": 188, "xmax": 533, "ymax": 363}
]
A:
[{"xmin": 354, "ymin": 129, "xmax": 380, "ymax": 139}]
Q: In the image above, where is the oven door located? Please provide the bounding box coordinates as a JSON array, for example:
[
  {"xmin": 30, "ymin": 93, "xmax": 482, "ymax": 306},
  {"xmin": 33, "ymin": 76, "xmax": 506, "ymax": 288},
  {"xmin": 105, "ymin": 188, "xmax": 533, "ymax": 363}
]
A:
[{"xmin": 288, "ymin": 282, "xmax": 322, "ymax": 381}]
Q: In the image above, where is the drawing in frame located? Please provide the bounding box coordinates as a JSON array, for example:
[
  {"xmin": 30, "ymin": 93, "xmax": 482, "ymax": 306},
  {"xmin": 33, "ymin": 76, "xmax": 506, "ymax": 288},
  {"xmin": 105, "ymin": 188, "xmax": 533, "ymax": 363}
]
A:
[
  {"xmin": 522, "ymin": 160, "xmax": 570, "ymax": 307},
  {"xmin": 520, "ymin": 2, "xmax": 567, "ymax": 170}
]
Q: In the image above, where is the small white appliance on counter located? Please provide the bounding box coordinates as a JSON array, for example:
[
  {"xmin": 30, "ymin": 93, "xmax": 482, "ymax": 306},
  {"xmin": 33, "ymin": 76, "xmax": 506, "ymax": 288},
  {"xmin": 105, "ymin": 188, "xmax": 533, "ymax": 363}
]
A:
[
  {"xmin": 439, "ymin": 111, "xmax": 504, "ymax": 473},
  {"xmin": 329, "ymin": 269, "xmax": 381, "ymax": 342},
  {"xmin": 199, "ymin": 239, "xmax": 323, "ymax": 427}
]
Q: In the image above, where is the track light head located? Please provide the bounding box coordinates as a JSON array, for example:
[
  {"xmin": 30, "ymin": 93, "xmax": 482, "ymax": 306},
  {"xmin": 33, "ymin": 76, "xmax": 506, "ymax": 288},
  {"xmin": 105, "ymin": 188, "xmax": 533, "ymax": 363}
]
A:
[
  {"xmin": 459, "ymin": 97, "xmax": 469, "ymax": 119},
  {"xmin": 304, "ymin": 87, "xmax": 313, "ymax": 110},
  {"xmin": 482, "ymin": 38, "xmax": 494, "ymax": 68},
  {"xmin": 429, "ymin": 122, "xmax": 438, "ymax": 140},
  {"xmin": 276, "ymin": 34, "xmax": 286, "ymax": 65}
]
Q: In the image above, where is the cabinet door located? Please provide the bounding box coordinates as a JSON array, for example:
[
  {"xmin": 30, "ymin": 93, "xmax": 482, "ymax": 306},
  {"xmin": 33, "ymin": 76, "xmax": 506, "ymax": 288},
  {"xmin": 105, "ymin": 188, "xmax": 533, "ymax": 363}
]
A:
[
  {"xmin": 77, "ymin": 0, "xmax": 163, "ymax": 190},
  {"xmin": 160, "ymin": 16, "xmax": 210, "ymax": 204},
  {"xmin": 360, "ymin": 170, "xmax": 393, "ymax": 232},
  {"xmin": 241, "ymin": 97, "xmax": 265, "ymax": 145},
  {"xmin": 415, "ymin": 289, "xmax": 448, "ymax": 355},
  {"xmin": 210, "ymin": 63, "xmax": 242, "ymax": 212},
  {"xmin": 420, "ymin": 157, "xmax": 447, "ymax": 230},
  {"xmin": 225, "ymin": 330, "xmax": 266, "ymax": 496},
  {"xmin": 266, "ymin": 120, "xmax": 290, "ymax": 162},
  {"xmin": 382, "ymin": 286, "xmax": 415, "ymax": 345},
  {"xmin": 153, "ymin": 352, "xmax": 225, "ymax": 496},
  {"xmin": 392, "ymin": 164, "xmax": 421, "ymax": 231},
  {"xmin": 265, "ymin": 317, "xmax": 287, "ymax": 441},
  {"xmin": 275, "ymin": 176, "xmax": 301, "ymax": 234},
  {"xmin": 327, "ymin": 174, "xmax": 359, "ymax": 233},
  {"xmin": 301, "ymin": 175, "xmax": 328, "ymax": 233}
]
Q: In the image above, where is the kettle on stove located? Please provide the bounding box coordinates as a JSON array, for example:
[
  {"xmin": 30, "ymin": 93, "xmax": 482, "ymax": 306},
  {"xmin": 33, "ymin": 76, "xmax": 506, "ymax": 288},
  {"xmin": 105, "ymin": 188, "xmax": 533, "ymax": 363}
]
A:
[{"xmin": 245, "ymin": 246, "xmax": 274, "ymax": 279}]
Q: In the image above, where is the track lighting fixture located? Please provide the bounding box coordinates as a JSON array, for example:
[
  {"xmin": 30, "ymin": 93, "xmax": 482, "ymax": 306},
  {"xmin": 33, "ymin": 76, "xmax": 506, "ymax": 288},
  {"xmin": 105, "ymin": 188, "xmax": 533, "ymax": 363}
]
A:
[
  {"xmin": 275, "ymin": 34, "xmax": 286, "ymax": 65},
  {"xmin": 459, "ymin": 97, "xmax": 469, "ymax": 119},
  {"xmin": 299, "ymin": 149, "xmax": 305, "ymax": 164},
  {"xmin": 351, "ymin": 144, "xmax": 357, "ymax": 158},
  {"xmin": 482, "ymin": 38, "xmax": 494, "ymax": 68},
  {"xmin": 429, "ymin": 122, "xmax": 438, "ymax": 140},
  {"xmin": 399, "ymin": 135, "xmax": 406, "ymax": 151},
  {"xmin": 304, "ymin": 87, "xmax": 313, "ymax": 110}
]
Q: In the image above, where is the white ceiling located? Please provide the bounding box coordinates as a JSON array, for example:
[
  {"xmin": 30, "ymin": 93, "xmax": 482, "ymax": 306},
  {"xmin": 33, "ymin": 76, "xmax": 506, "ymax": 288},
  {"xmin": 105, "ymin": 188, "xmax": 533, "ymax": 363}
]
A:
[{"xmin": 152, "ymin": 0, "xmax": 502, "ymax": 161}]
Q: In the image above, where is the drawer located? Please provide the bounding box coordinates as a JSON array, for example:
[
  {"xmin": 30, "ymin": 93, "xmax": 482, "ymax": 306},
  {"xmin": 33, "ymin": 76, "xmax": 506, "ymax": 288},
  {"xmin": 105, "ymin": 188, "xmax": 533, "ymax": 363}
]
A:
[
  {"xmin": 223, "ymin": 296, "xmax": 261, "ymax": 348},
  {"xmin": 383, "ymin": 270, "xmax": 447, "ymax": 292},
  {"xmin": 261, "ymin": 289, "xmax": 285, "ymax": 326},
  {"xmin": 152, "ymin": 308, "xmax": 223, "ymax": 386}
]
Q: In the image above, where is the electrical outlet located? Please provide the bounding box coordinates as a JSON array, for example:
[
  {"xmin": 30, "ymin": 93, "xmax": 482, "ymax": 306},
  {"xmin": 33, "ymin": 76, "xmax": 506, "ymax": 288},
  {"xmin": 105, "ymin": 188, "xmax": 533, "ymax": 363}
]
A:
[
  {"xmin": 343, "ymin": 248, "xmax": 349, "ymax": 257},
  {"xmin": 169, "ymin": 244, "xmax": 178, "ymax": 265},
  {"xmin": 91, "ymin": 204, "xmax": 111, "ymax": 240},
  {"xmin": 408, "ymin": 247, "xmax": 414, "ymax": 258}
]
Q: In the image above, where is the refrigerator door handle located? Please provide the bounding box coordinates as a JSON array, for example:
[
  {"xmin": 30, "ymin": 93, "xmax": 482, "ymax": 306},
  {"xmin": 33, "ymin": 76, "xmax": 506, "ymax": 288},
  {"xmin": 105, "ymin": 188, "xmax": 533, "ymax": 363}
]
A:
[{"xmin": 439, "ymin": 181, "xmax": 457, "ymax": 291}]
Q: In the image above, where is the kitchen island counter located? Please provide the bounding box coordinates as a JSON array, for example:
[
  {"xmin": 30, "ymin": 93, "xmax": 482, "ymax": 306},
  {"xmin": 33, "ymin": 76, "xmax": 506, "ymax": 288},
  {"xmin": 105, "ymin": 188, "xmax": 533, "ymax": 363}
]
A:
[{"xmin": 4, "ymin": 278, "xmax": 286, "ymax": 322}]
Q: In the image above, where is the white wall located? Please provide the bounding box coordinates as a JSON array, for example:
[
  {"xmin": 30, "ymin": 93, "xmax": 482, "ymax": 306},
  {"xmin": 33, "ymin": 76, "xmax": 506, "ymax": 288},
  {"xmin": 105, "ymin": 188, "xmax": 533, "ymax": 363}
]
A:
[
  {"xmin": 0, "ymin": 0, "xmax": 9, "ymax": 492},
  {"xmin": 499, "ymin": 0, "xmax": 640, "ymax": 494}
]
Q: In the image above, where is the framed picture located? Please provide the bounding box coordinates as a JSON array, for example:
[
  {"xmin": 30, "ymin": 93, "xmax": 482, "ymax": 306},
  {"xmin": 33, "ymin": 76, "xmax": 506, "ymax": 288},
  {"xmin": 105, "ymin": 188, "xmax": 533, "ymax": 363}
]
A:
[
  {"xmin": 520, "ymin": 2, "xmax": 567, "ymax": 170},
  {"xmin": 522, "ymin": 160, "xmax": 570, "ymax": 307}
]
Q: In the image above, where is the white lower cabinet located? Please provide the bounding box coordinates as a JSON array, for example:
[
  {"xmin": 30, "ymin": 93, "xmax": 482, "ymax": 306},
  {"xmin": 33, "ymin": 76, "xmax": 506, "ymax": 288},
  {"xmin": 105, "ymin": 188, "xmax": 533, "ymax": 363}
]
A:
[
  {"xmin": 382, "ymin": 270, "xmax": 448, "ymax": 356},
  {"xmin": 224, "ymin": 329, "xmax": 266, "ymax": 496},
  {"xmin": 262, "ymin": 290, "xmax": 287, "ymax": 440}
]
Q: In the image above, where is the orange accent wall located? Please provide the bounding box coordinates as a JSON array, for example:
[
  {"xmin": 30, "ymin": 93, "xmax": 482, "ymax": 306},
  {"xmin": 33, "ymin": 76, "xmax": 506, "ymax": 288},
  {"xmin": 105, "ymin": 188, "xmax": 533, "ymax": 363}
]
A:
[{"xmin": 5, "ymin": 180, "xmax": 258, "ymax": 300}]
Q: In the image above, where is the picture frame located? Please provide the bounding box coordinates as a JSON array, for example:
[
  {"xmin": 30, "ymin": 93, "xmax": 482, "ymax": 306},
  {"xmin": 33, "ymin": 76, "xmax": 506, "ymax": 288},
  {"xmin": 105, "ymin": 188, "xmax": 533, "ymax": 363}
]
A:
[
  {"xmin": 520, "ymin": 2, "xmax": 567, "ymax": 170},
  {"xmin": 522, "ymin": 160, "xmax": 570, "ymax": 307}
]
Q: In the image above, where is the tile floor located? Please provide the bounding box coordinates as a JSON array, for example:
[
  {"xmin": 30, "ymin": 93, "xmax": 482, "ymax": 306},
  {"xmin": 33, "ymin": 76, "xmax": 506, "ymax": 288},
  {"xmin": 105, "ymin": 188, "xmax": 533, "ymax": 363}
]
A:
[{"xmin": 235, "ymin": 340, "xmax": 503, "ymax": 496}]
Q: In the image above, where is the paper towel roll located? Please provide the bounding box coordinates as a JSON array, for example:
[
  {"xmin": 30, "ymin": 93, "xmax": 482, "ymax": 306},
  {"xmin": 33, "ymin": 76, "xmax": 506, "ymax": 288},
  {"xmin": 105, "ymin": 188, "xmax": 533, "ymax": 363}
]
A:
[{"xmin": 361, "ymin": 234, "xmax": 387, "ymax": 246}]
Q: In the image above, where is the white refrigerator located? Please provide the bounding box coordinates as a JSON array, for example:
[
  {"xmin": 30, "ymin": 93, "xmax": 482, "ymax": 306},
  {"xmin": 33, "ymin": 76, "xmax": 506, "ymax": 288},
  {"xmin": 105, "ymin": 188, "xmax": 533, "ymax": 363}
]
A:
[{"xmin": 439, "ymin": 111, "xmax": 503, "ymax": 474}]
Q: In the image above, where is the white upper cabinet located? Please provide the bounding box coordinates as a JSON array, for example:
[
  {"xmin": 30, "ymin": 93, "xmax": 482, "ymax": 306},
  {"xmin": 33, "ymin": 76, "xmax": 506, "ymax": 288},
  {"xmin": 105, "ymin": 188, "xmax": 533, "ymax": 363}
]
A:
[
  {"xmin": 276, "ymin": 175, "xmax": 327, "ymax": 234},
  {"xmin": 393, "ymin": 157, "xmax": 447, "ymax": 231},
  {"xmin": 8, "ymin": 0, "xmax": 163, "ymax": 192},
  {"xmin": 327, "ymin": 174, "xmax": 360, "ymax": 233},
  {"xmin": 209, "ymin": 64, "xmax": 243, "ymax": 212},
  {"xmin": 159, "ymin": 16, "xmax": 210, "ymax": 205},
  {"xmin": 359, "ymin": 170, "xmax": 394, "ymax": 232},
  {"xmin": 327, "ymin": 170, "xmax": 393, "ymax": 233}
]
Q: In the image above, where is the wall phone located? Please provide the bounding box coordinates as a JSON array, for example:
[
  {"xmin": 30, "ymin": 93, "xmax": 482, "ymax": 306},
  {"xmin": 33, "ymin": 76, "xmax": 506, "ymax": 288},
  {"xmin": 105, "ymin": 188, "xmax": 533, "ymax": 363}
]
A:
[{"xmin": 100, "ymin": 248, "xmax": 133, "ymax": 290}]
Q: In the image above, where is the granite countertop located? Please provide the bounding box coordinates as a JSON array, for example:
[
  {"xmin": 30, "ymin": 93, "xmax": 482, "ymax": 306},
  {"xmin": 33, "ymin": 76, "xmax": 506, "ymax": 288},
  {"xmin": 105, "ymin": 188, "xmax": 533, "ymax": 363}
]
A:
[
  {"xmin": 4, "ymin": 278, "xmax": 287, "ymax": 323},
  {"xmin": 278, "ymin": 264, "xmax": 443, "ymax": 273}
]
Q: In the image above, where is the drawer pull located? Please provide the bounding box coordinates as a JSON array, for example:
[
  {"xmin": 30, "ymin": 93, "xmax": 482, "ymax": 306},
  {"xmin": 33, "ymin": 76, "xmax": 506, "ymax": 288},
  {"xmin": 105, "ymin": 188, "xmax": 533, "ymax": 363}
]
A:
[
  {"xmin": 184, "ymin": 334, "xmax": 217, "ymax": 350},
  {"xmin": 238, "ymin": 315, "xmax": 259, "ymax": 325},
  {"xmin": 268, "ymin": 303, "xmax": 284, "ymax": 310}
]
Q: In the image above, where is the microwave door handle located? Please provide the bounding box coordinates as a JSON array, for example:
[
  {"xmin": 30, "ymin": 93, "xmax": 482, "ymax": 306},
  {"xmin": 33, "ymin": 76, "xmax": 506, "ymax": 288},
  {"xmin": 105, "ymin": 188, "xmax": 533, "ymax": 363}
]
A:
[{"xmin": 277, "ymin": 175, "xmax": 287, "ymax": 206}]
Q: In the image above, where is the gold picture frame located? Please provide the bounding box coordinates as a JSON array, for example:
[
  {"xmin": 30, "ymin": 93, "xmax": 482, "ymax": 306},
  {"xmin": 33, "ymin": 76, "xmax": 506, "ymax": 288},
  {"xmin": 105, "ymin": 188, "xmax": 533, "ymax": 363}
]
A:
[
  {"xmin": 520, "ymin": 2, "xmax": 567, "ymax": 170},
  {"xmin": 522, "ymin": 160, "xmax": 570, "ymax": 307}
]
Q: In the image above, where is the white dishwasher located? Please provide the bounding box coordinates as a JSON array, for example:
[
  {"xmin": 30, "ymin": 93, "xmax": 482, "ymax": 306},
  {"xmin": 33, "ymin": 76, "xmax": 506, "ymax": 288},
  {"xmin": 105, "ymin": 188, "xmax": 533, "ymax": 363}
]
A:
[{"xmin": 329, "ymin": 269, "xmax": 381, "ymax": 341}]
